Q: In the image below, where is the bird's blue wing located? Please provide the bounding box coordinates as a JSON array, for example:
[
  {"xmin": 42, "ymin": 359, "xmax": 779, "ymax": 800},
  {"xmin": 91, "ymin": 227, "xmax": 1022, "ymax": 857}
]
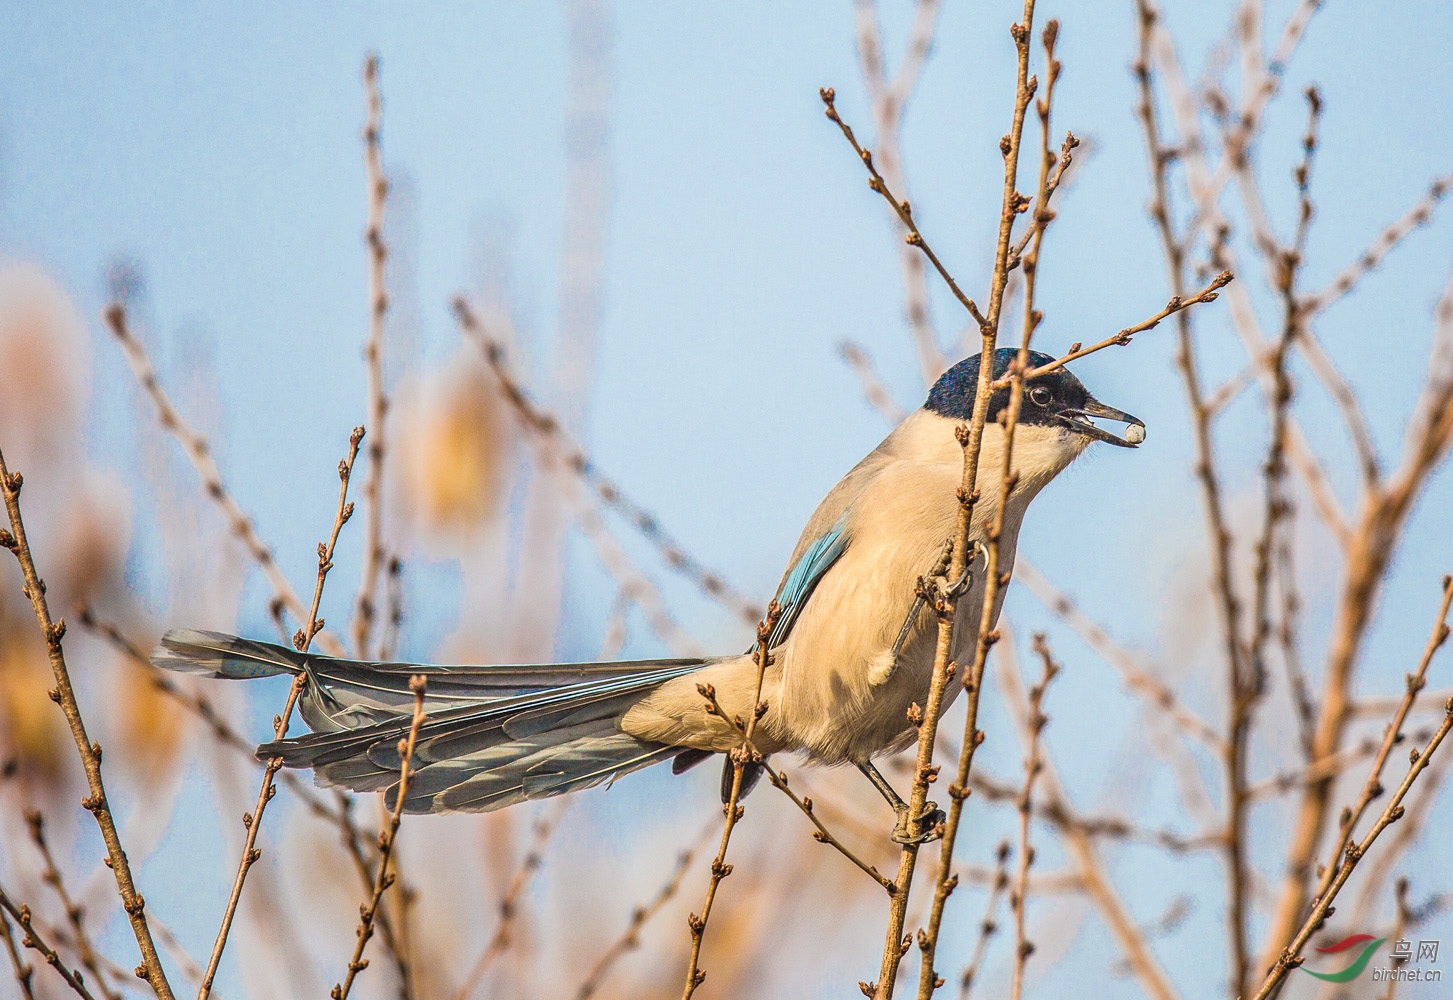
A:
[{"xmin": 763, "ymin": 512, "xmax": 851, "ymax": 649}]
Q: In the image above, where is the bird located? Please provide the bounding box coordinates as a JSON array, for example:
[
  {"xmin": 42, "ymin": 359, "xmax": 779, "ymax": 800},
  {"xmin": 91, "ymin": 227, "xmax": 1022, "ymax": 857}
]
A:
[{"xmin": 151, "ymin": 347, "xmax": 1143, "ymax": 843}]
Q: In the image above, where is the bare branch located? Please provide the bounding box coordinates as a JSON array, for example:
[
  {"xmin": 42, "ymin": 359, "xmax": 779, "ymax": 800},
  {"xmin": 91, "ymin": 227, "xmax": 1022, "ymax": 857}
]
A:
[
  {"xmin": 697, "ymin": 684, "xmax": 895, "ymax": 894},
  {"xmin": 1302, "ymin": 173, "xmax": 1453, "ymax": 316},
  {"xmin": 0, "ymin": 451, "xmax": 174, "ymax": 999},
  {"xmin": 452, "ymin": 806, "xmax": 566, "ymax": 1000},
  {"xmin": 992, "ymin": 627, "xmax": 1181, "ymax": 1000},
  {"xmin": 681, "ymin": 603, "xmax": 781, "ymax": 999},
  {"xmin": 331, "ymin": 677, "xmax": 427, "ymax": 1000},
  {"xmin": 820, "ymin": 86, "xmax": 990, "ymax": 334},
  {"xmin": 23, "ymin": 810, "xmax": 120, "ymax": 1000},
  {"xmin": 200, "ymin": 427, "xmax": 365, "ymax": 1000},
  {"xmin": 1005, "ymin": 270, "xmax": 1232, "ymax": 387},
  {"xmin": 353, "ymin": 52, "xmax": 393, "ymax": 661},
  {"xmin": 0, "ymin": 886, "xmax": 96, "ymax": 1000},
  {"xmin": 855, "ymin": 0, "xmax": 950, "ymax": 383},
  {"xmin": 574, "ymin": 818, "xmax": 719, "ymax": 1000},
  {"xmin": 956, "ymin": 841, "xmax": 1010, "ymax": 1000},
  {"xmin": 1009, "ymin": 636, "xmax": 1060, "ymax": 1000},
  {"xmin": 1014, "ymin": 558, "xmax": 1224, "ymax": 752},
  {"xmin": 839, "ymin": 341, "xmax": 910, "ymax": 423},
  {"xmin": 103, "ymin": 303, "xmax": 346, "ymax": 657},
  {"xmin": 454, "ymin": 297, "xmax": 762, "ymax": 629},
  {"xmin": 0, "ymin": 903, "xmax": 37, "ymax": 1000},
  {"xmin": 1250, "ymin": 698, "xmax": 1453, "ymax": 1000}
]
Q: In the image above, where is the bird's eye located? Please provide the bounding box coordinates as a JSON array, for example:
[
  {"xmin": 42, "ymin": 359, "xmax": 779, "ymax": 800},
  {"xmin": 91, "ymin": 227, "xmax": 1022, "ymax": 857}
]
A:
[{"xmin": 1029, "ymin": 386, "xmax": 1052, "ymax": 407}]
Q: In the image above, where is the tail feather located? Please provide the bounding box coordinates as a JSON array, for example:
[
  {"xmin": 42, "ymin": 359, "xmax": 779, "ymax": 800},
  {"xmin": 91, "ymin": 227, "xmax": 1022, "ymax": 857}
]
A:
[
  {"xmin": 153, "ymin": 628, "xmax": 707, "ymax": 736},
  {"xmin": 151, "ymin": 629, "xmax": 305, "ymax": 679},
  {"xmin": 390, "ymin": 728, "xmax": 676, "ymax": 814},
  {"xmin": 155, "ymin": 629, "xmax": 713, "ymax": 814}
]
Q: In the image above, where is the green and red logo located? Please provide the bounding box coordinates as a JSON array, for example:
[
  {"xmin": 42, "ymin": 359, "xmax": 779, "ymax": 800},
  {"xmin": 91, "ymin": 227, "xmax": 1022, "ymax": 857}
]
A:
[{"xmin": 1301, "ymin": 934, "xmax": 1387, "ymax": 983}]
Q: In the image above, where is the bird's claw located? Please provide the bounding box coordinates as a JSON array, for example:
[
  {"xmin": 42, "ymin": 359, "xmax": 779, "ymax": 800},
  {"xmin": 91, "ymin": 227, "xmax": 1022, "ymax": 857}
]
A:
[
  {"xmin": 890, "ymin": 801, "xmax": 946, "ymax": 845},
  {"xmin": 931, "ymin": 541, "xmax": 984, "ymax": 603},
  {"xmin": 932, "ymin": 566, "xmax": 972, "ymax": 603}
]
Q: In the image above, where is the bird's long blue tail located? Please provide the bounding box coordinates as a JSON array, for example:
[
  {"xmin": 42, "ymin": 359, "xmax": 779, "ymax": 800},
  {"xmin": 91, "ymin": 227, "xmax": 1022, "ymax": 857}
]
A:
[{"xmin": 152, "ymin": 629, "xmax": 713, "ymax": 813}]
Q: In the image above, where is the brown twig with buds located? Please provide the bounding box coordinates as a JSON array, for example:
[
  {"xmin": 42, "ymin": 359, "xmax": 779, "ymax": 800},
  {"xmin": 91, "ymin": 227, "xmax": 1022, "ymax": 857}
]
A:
[
  {"xmin": 452, "ymin": 805, "xmax": 566, "ymax": 1000},
  {"xmin": 680, "ymin": 602, "xmax": 781, "ymax": 999},
  {"xmin": 23, "ymin": 810, "xmax": 120, "ymax": 1000},
  {"xmin": 574, "ymin": 817, "xmax": 720, "ymax": 1000},
  {"xmin": 1250, "ymin": 698, "xmax": 1453, "ymax": 1000},
  {"xmin": 956, "ymin": 840, "xmax": 1010, "ymax": 1000},
  {"xmin": 199, "ymin": 426, "xmax": 365, "ymax": 1000},
  {"xmin": 103, "ymin": 302, "xmax": 346, "ymax": 657},
  {"xmin": 820, "ymin": 86, "xmax": 990, "ymax": 334},
  {"xmin": 1009, "ymin": 637, "xmax": 1059, "ymax": 1000},
  {"xmin": 998, "ymin": 271, "xmax": 1234, "ymax": 389},
  {"xmin": 0, "ymin": 902, "xmax": 36, "ymax": 1000},
  {"xmin": 0, "ymin": 885, "xmax": 96, "ymax": 1000},
  {"xmin": 0, "ymin": 449, "xmax": 175, "ymax": 999},
  {"xmin": 332, "ymin": 675, "xmax": 427, "ymax": 1000},
  {"xmin": 352, "ymin": 52, "xmax": 392, "ymax": 663},
  {"xmin": 696, "ymin": 683, "xmax": 895, "ymax": 893}
]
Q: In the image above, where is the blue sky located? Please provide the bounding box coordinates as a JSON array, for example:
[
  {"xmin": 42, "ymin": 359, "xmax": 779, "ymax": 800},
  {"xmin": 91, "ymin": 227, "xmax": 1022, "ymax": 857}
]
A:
[{"xmin": 3, "ymin": 2, "xmax": 1452, "ymax": 997}]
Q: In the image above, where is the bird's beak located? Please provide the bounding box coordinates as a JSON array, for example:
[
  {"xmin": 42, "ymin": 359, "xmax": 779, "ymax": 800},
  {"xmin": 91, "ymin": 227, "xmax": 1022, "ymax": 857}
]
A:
[{"xmin": 1056, "ymin": 398, "xmax": 1146, "ymax": 448}]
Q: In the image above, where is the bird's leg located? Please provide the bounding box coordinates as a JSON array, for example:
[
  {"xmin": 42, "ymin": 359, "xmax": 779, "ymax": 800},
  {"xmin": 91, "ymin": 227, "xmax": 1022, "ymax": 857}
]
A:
[
  {"xmin": 857, "ymin": 762, "xmax": 944, "ymax": 845},
  {"xmin": 878, "ymin": 539, "xmax": 957, "ymax": 688},
  {"xmin": 932, "ymin": 539, "xmax": 985, "ymax": 603}
]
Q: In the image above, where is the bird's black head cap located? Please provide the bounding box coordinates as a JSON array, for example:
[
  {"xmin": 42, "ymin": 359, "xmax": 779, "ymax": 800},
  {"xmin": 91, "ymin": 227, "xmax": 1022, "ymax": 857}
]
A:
[
  {"xmin": 925, "ymin": 348, "xmax": 1088, "ymax": 426},
  {"xmin": 924, "ymin": 348, "xmax": 1146, "ymax": 447}
]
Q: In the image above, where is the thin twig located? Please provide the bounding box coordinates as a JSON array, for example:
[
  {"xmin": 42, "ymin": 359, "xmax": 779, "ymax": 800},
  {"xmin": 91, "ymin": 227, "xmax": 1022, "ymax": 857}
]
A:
[
  {"xmin": 0, "ymin": 451, "xmax": 174, "ymax": 999},
  {"xmin": 73, "ymin": 608, "xmax": 377, "ymax": 862},
  {"xmin": 956, "ymin": 841, "xmax": 1010, "ymax": 1000},
  {"xmin": 574, "ymin": 817, "xmax": 720, "ymax": 1000},
  {"xmin": 1009, "ymin": 636, "xmax": 1060, "ymax": 1000},
  {"xmin": 697, "ymin": 684, "xmax": 895, "ymax": 893},
  {"xmin": 200, "ymin": 427, "xmax": 365, "ymax": 1000},
  {"xmin": 23, "ymin": 810, "xmax": 120, "ymax": 1000},
  {"xmin": 1002, "ymin": 270, "xmax": 1233, "ymax": 387},
  {"xmin": 332, "ymin": 676, "xmax": 428, "ymax": 1000},
  {"xmin": 1014, "ymin": 558, "xmax": 1224, "ymax": 752},
  {"xmin": 969, "ymin": 772, "xmax": 1222, "ymax": 853},
  {"xmin": 1270, "ymin": 88, "xmax": 1322, "ymax": 763},
  {"xmin": 0, "ymin": 904, "xmax": 37, "ymax": 1000},
  {"xmin": 353, "ymin": 51, "xmax": 392, "ymax": 663},
  {"xmin": 1249, "ymin": 698, "xmax": 1453, "ymax": 1000},
  {"xmin": 820, "ymin": 87, "xmax": 990, "ymax": 333},
  {"xmin": 1204, "ymin": 364, "xmax": 1254, "ymax": 415},
  {"xmin": 680, "ymin": 603, "xmax": 780, "ymax": 999},
  {"xmin": 1347, "ymin": 748, "xmax": 1453, "ymax": 931},
  {"xmin": 103, "ymin": 303, "xmax": 346, "ymax": 657},
  {"xmin": 332, "ymin": 793, "xmax": 410, "ymax": 1000},
  {"xmin": 855, "ymin": 0, "xmax": 950, "ymax": 384},
  {"xmin": 1303, "ymin": 577, "xmax": 1453, "ymax": 920},
  {"xmin": 992, "ymin": 627, "xmax": 1181, "ymax": 1000},
  {"xmin": 1302, "ymin": 173, "xmax": 1453, "ymax": 316},
  {"xmin": 453, "ymin": 296, "xmax": 762, "ymax": 628},
  {"xmin": 451, "ymin": 805, "xmax": 566, "ymax": 1000},
  {"xmin": 0, "ymin": 885, "xmax": 97, "ymax": 1000},
  {"xmin": 914, "ymin": 16, "xmax": 1054, "ymax": 997},
  {"xmin": 1243, "ymin": 730, "xmax": 1433, "ymax": 803},
  {"xmin": 1134, "ymin": 9, "xmax": 1254, "ymax": 990},
  {"xmin": 839, "ymin": 341, "xmax": 910, "ymax": 423}
]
